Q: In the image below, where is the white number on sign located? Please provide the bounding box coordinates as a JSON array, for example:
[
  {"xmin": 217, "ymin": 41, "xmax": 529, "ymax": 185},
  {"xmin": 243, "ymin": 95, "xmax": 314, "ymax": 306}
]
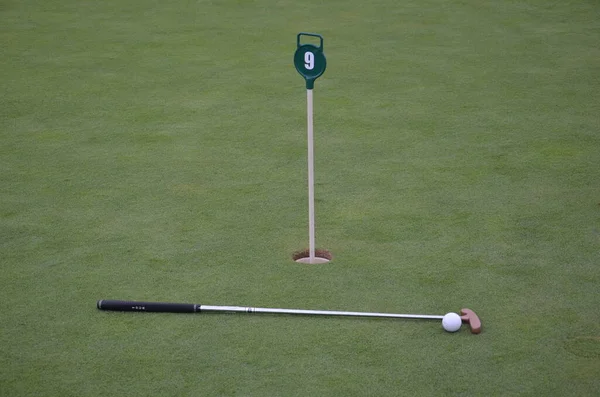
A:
[{"xmin": 304, "ymin": 52, "xmax": 314, "ymax": 70}]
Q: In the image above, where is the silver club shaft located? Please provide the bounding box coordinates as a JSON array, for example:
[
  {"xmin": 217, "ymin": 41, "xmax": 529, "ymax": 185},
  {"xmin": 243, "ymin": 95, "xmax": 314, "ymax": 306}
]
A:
[{"xmin": 199, "ymin": 305, "xmax": 444, "ymax": 320}]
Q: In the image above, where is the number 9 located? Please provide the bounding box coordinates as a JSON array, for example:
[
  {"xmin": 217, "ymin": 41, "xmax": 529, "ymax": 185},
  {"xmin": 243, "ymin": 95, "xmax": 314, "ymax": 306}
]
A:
[{"xmin": 304, "ymin": 52, "xmax": 314, "ymax": 70}]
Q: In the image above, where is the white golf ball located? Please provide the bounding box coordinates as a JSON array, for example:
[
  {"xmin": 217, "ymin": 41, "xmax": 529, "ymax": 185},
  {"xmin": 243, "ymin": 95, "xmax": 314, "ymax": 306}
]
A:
[{"xmin": 442, "ymin": 312, "xmax": 462, "ymax": 332}]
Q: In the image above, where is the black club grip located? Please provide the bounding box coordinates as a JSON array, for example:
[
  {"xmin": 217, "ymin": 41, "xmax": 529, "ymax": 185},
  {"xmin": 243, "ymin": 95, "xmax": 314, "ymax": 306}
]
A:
[{"xmin": 97, "ymin": 300, "xmax": 198, "ymax": 313}]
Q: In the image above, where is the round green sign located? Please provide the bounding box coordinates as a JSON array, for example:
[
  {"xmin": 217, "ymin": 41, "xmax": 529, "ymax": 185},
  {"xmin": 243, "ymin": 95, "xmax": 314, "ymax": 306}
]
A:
[{"xmin": 294, "ymin": 33, "xmax": 327, "ymax": 89}]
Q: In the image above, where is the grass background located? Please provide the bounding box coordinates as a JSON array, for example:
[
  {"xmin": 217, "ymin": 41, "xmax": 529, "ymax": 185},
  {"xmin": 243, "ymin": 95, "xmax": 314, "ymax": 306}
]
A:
[{"xmin": 1, "ymin": 0, "xmax": 599, "ymax": 395}]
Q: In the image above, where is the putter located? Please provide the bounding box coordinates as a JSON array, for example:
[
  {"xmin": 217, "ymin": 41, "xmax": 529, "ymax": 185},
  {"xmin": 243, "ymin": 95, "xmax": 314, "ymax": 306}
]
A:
[{"xmin": 97, "ymin": 300, "xmax": 481, "ymax": 334}]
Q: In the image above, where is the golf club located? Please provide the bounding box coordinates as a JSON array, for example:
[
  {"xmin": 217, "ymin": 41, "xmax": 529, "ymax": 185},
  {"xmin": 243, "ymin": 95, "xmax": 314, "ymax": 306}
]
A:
[{"xmin": 97, "ymin": 300, "xmax": 481, "ymax": 334}]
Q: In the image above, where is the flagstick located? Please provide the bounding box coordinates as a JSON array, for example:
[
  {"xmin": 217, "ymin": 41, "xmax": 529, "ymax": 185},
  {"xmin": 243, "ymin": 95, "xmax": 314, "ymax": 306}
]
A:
[
  {"xmin": 295, "ymin": 88, "xmax": 329, "ymax": 264},
  {"xmin": 306, "ymin": 88, "xmax": 316, "ymax": 263},
  {"xmin": 293, "ymin": 33, "xmax": 330, "ymax": 264}
]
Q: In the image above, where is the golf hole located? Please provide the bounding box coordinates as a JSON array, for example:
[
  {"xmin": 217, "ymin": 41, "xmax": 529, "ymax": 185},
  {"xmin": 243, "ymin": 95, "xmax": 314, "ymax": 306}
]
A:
[{"xmin": 292, "ymin": 249, "xmax": 332, "ymax": 264}]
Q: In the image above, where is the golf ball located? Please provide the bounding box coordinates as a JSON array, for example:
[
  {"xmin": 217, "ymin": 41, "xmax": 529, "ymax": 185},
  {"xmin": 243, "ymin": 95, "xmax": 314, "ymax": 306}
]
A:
[{"xmin": 442, "ymin": 312, "xmax": 462, "ymax": 332}]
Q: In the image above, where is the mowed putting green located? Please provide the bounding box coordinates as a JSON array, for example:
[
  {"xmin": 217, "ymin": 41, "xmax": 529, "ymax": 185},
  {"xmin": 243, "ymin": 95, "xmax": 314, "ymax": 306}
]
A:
[{"xmin": 1, "ymin": 0, "xmax": 599, "ymax": 395}]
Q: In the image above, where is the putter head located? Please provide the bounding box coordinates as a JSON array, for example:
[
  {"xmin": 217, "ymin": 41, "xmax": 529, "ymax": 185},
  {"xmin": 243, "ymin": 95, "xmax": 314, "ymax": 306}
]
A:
[{"xmin": 460, "ymin": 308, "xmax": 482, "ymax": 334}]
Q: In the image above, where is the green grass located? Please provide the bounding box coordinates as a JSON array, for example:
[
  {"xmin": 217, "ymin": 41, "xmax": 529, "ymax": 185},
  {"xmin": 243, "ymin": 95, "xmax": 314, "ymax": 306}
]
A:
[{"xmin": 1, "ymin": 0, "xmax": 599, "ymax": 395}]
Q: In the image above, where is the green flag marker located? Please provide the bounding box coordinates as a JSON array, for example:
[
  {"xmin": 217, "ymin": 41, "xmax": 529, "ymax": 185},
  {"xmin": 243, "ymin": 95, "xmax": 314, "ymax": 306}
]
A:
[{"xmin": 294, "ymin": 33, "xmax": 327, "ymax": 90}]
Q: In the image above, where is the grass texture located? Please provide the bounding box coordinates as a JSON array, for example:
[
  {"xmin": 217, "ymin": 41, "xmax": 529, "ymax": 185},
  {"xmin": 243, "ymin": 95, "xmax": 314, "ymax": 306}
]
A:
[{"xmin": 1, "ymin": 0, "xmax": 599, "ymax": 395}]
